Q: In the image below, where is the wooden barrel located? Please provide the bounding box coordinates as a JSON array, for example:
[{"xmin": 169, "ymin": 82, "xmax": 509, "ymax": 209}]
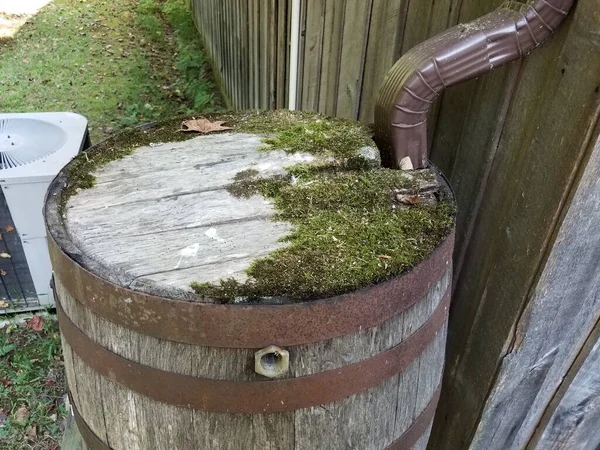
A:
[{"xmin": 46, "ymin": 112, "xmax": 455, "ymax": 450}]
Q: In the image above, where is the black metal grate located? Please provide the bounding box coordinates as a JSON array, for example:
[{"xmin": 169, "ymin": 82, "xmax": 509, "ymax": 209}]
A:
[{"xmin": 0, "ymin": 188, "xmax": 37, "ymax": 309}]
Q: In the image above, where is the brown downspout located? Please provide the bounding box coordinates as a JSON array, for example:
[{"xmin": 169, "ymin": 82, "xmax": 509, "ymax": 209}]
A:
[{"xmin": 375, "ymin": 0, "xmax": 576, "ymax": 169}]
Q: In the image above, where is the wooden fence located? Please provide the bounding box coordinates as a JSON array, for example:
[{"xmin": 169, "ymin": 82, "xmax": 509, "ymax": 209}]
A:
[{"xmin": 189, "ymin": 0, "xmax": 600, "ymax": 448}]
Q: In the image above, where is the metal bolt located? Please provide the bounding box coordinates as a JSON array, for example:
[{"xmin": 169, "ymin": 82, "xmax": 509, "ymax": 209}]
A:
[{"xmin": 254, "ymin": 345, "xmax": 289, "ymax": 378}]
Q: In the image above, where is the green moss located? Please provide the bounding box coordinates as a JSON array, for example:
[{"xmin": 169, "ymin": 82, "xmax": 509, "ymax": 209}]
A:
[
  {"xmin": 237, "ymin": 110, "xmax": 373, "ymax": 160},
  {"xmin": 62, "ymin": 110, "xmax": 372, "ymax": 210},
  {"xmin": 61, "ymin": 109, "xmax": 454, "ymax": 303},
  {"xmin": 62, "ymin": 117, "xmax": 196, "ymax": 209},
  {"xmin": 194, "ymin": 165, "xmax": 455, "ymax": 303},
  {"xmin": 233, "ymin": 168, "xmax": 260, "ymax": 181}
]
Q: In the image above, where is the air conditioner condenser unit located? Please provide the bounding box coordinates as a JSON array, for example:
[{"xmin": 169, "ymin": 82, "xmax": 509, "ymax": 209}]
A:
[{"xmin": 0, "ymin": 112, "xmax": 88, "ymax": 313}]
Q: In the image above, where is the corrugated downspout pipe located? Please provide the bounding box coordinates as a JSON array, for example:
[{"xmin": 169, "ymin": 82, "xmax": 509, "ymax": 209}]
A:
[{"xmin": 375, "ymin": 0, "xmax": 576, "ymax": 169}]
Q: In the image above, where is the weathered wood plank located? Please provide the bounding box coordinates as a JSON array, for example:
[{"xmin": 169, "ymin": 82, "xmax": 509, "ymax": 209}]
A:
[
  {"xmin": 335, "ymin": 0, "xmax": 373, "ymax": 119},
  {"xmin": 293, "ymin": 269, "xmax": 449, "ymax": 450},
  {"xmin": 300, "ymin": 0, "xmax": 325, "ymax": 111},
  {"xmin": 531, "ymin": 323, "xmax": 600, "ymax": 450},
  {"xmin": 359, "ymin": 0, "xmax": 411, "ymax": 123},
  {"xmin": 316, "ymin": 0, "xmax": 344, "ymax": 116},
  {"xmin": 430, "ymin": 0, "xmax": 600, "ymax": 447},
  {"xmin": 468, "ymin": 124, "xmax": 600, "ymax": 449},
  {"xmin": 56, "ymin": 264, "xmax": 449, "ymax": 449},
  {"xmin": 276, "ymin": 0, "xmax": 288, "ymax": 109}
]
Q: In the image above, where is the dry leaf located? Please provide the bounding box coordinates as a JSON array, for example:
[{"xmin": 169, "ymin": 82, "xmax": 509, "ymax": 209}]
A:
[
  {"xmin": 0, "ymin": 300, "xmax": 7, "ymax": 308},
  {"xmin": 180, "ymin": 118, "xmax": 232, "ymax": 134},
  {"xmin": 4, "ymin": 225, "xmax": 14, "ymax": 233},
  {"xmin": 1, "ymin": 378, "xmax": 12, "ymax": 388},
  {"xmin": 397, "ymin": 194, "xmax": 421, "ymax": 206},
  {"xmin": 0, "ymin": 270, "xmax": 6, "ymax": 276},
  {"xmin": 27, "ymin": 315, "xmax": 44, "ymax": 332},
  {"xmin": 25, "ymin": 425, "xmax": 37, "ymax": 439},
  {"xmin": 0, "ymin": 253, "xmax": 10, "ymax": 259},
  {"xmin": 14, "ymin": 407, "xmax": 29, "ymax": 424},
  {"xmin": 377, "ymin": 255, "xmax": 392, "ymax": 260}
]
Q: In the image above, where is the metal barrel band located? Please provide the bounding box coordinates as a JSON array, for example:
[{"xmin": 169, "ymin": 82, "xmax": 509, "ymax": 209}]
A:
[
  {"xmin": 67, "ymin": 388, "xmax": 440, "ymax": 450},
  {"xmin": 48, "ymin": 230, "xmax": 453, "ymax": 349},
  {"xmin": 69, "ymin": 393, "xmax": 112, "ymax": 450},
  {"xmin": 57, "ymin": 289, "xmax": 450, "ymax": 414},
  {"xmin": 386, "ymin": 387, "xmax": 441, "ymax": 449}
]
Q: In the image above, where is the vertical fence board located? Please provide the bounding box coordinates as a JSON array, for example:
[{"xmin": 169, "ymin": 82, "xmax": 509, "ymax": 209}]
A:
[
  {"xmin": 430, "ymin": 0, "xmax": 600, "ymax": 447},
  {"xmin": 359, "ymin": 0, "xmax": 411, "ymax": 123},
  {"xmin": 335, "ymin": 0, "xmax": 373, "ymax": 119},
  {"xmin": 180, "ymin": 2, "xmax": 600, "ymax": 448},
  {"xmin": 530, "ymin": 320, "xmax": 600, "ymax": 450},
  {"xmin": 300, "ymin": 1, "xmax": 325, "ymax": 111},
  {"xmin": 276, "ymin": 0, "xmax": 288, "ymax": 109},
  {"xmin": 317, "ymin": 0, "xmax": 345, "ymax": 116}
]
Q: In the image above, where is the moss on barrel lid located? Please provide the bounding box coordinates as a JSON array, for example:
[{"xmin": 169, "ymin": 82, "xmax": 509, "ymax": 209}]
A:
[{"xmin": 62, "ymin": 110, "xmax": 455, "ymax": 303}]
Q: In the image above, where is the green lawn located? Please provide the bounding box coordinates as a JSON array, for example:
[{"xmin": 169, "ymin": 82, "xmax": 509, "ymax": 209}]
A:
[
  {"xmin": 0, "ymin": 0, "xmax": 219, "ymax": 448},
  {"xmin": 0, "ymin": 0, "xmax": 219, "ymax": 142},
  {"xmin": 0, "ymin": 317, "xmax": 64, "ymax": 450}
]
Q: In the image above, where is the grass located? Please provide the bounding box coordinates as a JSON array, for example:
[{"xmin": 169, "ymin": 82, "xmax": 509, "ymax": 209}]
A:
[
  {"xmin": 0, "ymin": 316, "xmax": 65, "ymax": 450},
  {"xmin": 0, "ymin": 0, "xmax": 220, "ymax": 448},
  {"xmin": 0, "ymin": 0, "xmax": 219, "ymax": 142}
]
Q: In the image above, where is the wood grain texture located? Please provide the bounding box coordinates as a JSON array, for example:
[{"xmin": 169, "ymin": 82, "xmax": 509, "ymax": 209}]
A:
[
  {"xmin": 468, "ymin": 125, "xmax": 600, "ymax": 449},
  {"xmin": 358, "ymin": 0, "xmax": 410, "ymax": 123},
  {"xmin": 318, "ymin": 0, "xmax": 345, "ymax": 116},
  {"xmin": 335, "ymin": 0, "xmax": 373, "ymax": 119},
  {"xmin": 189, "ymin": 0, "xmax": 462, "ymax": 119},
  {"xmin": 300, "ymin": 0, "xmax": 325, "ymax": 112},
  {"xmin": 56, "ymin": 128, "xmax": 451, "ymax": 449},
  {"xmin": 430, "ymin": 0, "xmax": 600, "ymax": 448},
  {"xmin": 65, "ymin": 134, "xmax": 313, "ymax": 293},
  {"xmin": 56, "ymin": 265, "xmax": 449, "ymax": 450},
  {"xmin": 531, "ymin": 322, "xmax": 600, "ymax": 450}
]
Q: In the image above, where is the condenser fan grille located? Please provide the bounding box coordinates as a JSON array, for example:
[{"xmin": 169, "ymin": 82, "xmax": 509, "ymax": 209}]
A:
[{"xmin": 0, "ymin": 118, "xmax": 68, "ymax": 169}]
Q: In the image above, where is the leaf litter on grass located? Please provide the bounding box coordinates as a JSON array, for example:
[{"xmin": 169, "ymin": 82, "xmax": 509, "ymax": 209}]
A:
[
  {"xmin": 0, "ymin": 1, "xmax": 220, "ymax": 448},
  {"xmin": 0, "ymin": 0, "xmax": 219, "ymax": 142},
  {"xmin": 0, "ymin": 317, "xmax": 65, "ymax": 450}
]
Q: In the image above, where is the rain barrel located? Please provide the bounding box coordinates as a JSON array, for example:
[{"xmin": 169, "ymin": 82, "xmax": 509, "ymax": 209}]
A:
[{"xmin": 46, "ymin": 111, "xmax": 455, "ymax": 450}]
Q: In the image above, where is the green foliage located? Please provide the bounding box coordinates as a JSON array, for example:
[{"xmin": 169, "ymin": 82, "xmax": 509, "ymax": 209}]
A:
[
  {"xmin": 0, "ymin": 317, "xmax": 66, "ymax": 449},
  {"xmin": 0, "ymin": 0, "xmax": 219, "ymax": 142},
  {"xmin": 137, "ymin": 0, "xmax": 217, "ymax": 112}
]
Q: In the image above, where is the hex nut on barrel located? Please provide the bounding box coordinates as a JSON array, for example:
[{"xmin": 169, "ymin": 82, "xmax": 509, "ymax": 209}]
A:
[{"xmin": 255, "ymin": 345, "xmax": 289, "ymax": 378}]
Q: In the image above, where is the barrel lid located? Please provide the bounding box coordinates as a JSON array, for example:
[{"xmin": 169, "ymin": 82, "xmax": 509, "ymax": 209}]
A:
[{"xmin": 51, "ymin": 111, "xmax": 454, "ymax": 303}]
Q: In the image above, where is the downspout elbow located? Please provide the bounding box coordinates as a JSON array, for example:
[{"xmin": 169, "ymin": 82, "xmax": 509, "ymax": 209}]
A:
[{"xmin": 374, "ymin": 0, "xmax": 575, "ymax": 169}]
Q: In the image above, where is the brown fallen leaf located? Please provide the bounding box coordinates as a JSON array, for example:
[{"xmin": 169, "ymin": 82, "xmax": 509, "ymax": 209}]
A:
[
  {"xmin": 1, "ymin": 378, "xmax": 12, "ymax": 388},
  {"xmin": 396, "ymin": 194, "xmax": 421, "ymax": 206},
  {"xmin": 25, "ymin": 425, "xmax": 37, "ymax": 439},
  {"xmin": 27, "ymin": 315, "xmax": 44, "ymax": 332},
  {"xmin": 0, "ymin": 300, "xmax": 7, "ymax": 308},
  {"xmin": 0, "ymin": 270, "xmax": 6, "ymax": 276},
  {"xmin": 180, "ymin": 118, "xmax": 232, "ymax": 134},
  {"xmin": 377, "ymin": 255, "xmax": 392, "ymax": 260},
  {"xmin": 14, "ymin": 406, "xmax": 29, "ymax": 425},
  {"xmin": 4, "ymin": 225, "xmax": 14, "ymax": 232}
]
